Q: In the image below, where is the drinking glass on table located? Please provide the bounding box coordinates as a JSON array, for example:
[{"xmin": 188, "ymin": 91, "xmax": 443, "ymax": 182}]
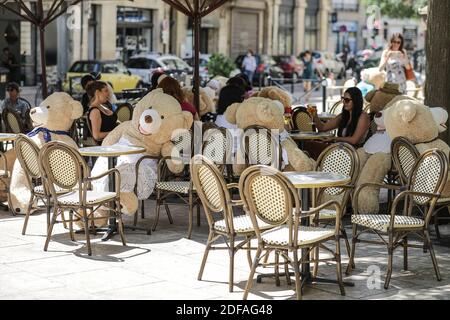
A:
[{"xmin": 307, "ymin": 104, "xmax": 317, "ymax": 117}]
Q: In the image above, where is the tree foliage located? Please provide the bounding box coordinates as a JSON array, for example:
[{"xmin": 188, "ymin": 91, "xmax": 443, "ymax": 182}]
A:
[
  {"xmin": 206, "ymin": 53, "xmax": 236, "ymax": 77},
  {"xmin": 363, "ymin": 0, "xmax": 427, "ymax": 19}
]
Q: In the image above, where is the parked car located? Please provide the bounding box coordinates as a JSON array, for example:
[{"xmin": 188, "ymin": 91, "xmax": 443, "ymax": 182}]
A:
[
  {"xmin": 234, "ymin": 54, "xmax": 284, "ymax": 86},
  {"xmin": 273, "ymin": 55, "xmax": 304, "ymax": 82},
  {"xmin": 127, "ymin": 53, "xmax": 193, "ymax": 86},
  {"xmin": 299, "ymin": 51, "xmax": 346, "ymax": 79},
  {"xmin": 183, "ymin": 54, "xmax": 211, "ymax": 84}
]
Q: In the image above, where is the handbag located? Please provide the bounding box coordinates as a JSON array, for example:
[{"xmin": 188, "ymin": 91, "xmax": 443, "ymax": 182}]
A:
[{"xmin": 404, "ymin": 63, "xmax": 416, "ymax": 81}]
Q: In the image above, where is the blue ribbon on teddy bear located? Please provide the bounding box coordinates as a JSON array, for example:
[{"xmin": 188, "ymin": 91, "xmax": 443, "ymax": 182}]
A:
[{"xmin": 27, "ymin": 127, "xmax": 71, "ymax": 143}]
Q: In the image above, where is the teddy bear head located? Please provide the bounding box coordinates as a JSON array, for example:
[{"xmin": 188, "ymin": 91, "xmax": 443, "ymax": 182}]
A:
[
  {"xmin": 365, "ymin": 82, "xmax": 403, "ymax": 113},
  {"xmin": 360, "ymin": 67, "xmax": 386, "ymax": 89},
  {"xmin": 132, "ymin": 88, "xmax": 193, "ymax": 145},
  {"xmin": 30, "ymin": 92, "xmax": 83, "ymax": 131},
  {"xmin": 182, "ymin": 86, "xmax": 215, "ymax": 116},
  {"xmin": 224, "ymin": 97, "xmax": 285, "ymax": 131},
  {"xmin": 253, "ymin": 86, "xmax": 293, "ymax": 111},
  {"xmin": 384, "ymin": 96, "xmax": 439, "ymax": 144}
]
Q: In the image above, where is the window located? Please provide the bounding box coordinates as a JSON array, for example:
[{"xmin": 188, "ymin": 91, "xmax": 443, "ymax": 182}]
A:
[
  {"xmin": 69, "ymin": 62, "xmax": 99, "ymax": 73},
  {"xmin": 127, "ymin": 58, "xmax": 149, "ymax": 69},
  {"xmin": 279, "ymin": 4, "xmax": 294, "ymax": 55},
  {"xmin": 332, "ymin": 0, "xmax": 359, "ymax": 12}
]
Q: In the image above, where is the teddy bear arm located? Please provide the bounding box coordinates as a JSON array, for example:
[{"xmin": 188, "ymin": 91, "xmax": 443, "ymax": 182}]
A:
[
  {"xmin": 101, "ymin": 123, "xmax": 127, "ymax": 146},
  {"xmin": 282, "ymin": 140, "xmax": 315, "ymax": 172},
  {"xmin": 161, "ymin": 142, "xmax": 185, "ymax": 174}
]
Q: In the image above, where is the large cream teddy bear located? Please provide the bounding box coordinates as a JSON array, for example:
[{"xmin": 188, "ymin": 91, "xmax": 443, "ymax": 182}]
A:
[
  {"xmin": 384, "ymin": 96, "xmax": 450, "ymax": 197},
  {"xmin": 91, "ymin": 88, "xmax": 193, "ymax": 225},
  {"xmin": 182, "ymin": 86, "xmax": 215, "ymax": 117},
  {"xmin": 6, "ymin": 92, "xmax": 83, "ymax": 214},
  {"xmin": 356, "ymin": 95, "xmax": 450, "ymax": 213},
  {"xmin": 251, "ymin": 86, "xmax": 293, "ymax": 113},
  {"xmin": 224, "ymin": 97, "xmax": 315, "ymax": 175}
]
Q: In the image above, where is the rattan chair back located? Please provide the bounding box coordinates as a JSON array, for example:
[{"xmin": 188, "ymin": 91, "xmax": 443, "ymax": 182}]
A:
[
  {"xmin": 39, "ymin": 141, "xmax": 89, "ymax": 197},
  {"xmin": 115, "ymin": 103, "xmax": 133, "ymax": 123},
  {"xmin": 14, "ymin": 134, "xmax": 41, "ymax": 181},
  {"xmin": 391, "ymin": 136, "xmax": 420, "ymax": 185},
  {"xmin": 241, "ymin": 125, "xmax": 282, "ymax": 170},
  {"xmin": 239, "ymin": 165, "xmax": 300, "ymax": 246},
  {"xmin": 202, "ymin": 126, "xmax": 233, "ymax": 167},
  {"xmin": 329, "ymin": 101, "xmax": 343, "ymax": 115},
  {"xmin": 2, "ymin": 108, "xmax": 24, "ymax": 134},
  {"xmin": 315, "ymin": 142, "xmax": 359, "ymax": 197},
  {"xmin": 408, "ymin": 149, "xmax": 448, "ymax": 208},
  {"xmin": 292, "ymin": 107, "xmax": 313, "ymax": 132}
]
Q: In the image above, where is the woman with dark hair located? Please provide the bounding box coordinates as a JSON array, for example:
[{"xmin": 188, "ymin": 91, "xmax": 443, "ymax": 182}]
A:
[
  {"xmin": 86, "ymin": 80, "xmax": 118, "ymax": 142},
  {"xmin": 379, "ymin": 33, "xmax": 411, "ymax": 94},
  {"xmin": 311, "ymin": 87, "xmax": 370, "ymax": 147},
  {"xmin": 157, "ymin": 76, "xmax": 199, "ymax": 121}
]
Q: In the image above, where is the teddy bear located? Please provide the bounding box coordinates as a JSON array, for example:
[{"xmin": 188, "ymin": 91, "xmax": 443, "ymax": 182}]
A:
[
  {"xmin": 251, "ymin": 86, "xmax": 293, "ymax": 114},
  {"xmin": 356, "ymin": 95, "xmax": 450, "ymax": 214},
  {"xmin": 365, "ymin": 82, "xmax": 402, "ymax": 113},
  {"xmin": 4, "ymin": 92, "xmax": 83, "ymax": 214},
  {"xmin": 223, "ymin": 97, "xmax": 315, "ymax": 175},
  {"xmin": 356, "ymin": 67, "xmax": 386, "ymax": 97},
  {"xmin": 90, "ymin": 88, "xmax": 193, "ymax": 226},
  {"xmin": 384, "ymin": 96, "xmax": 450, "ymax": 197},
  {"xmin": 182, "ymin": 86, "xmax": 216, "ymax": 117}
]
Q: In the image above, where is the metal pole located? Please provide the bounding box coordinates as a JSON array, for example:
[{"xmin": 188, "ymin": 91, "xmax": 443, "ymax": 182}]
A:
[
  {"xmin": 192, "ymin": 0, "xmax": 201, "ymax": 113},
  {"xmin": 37, "ymin": 0, "xmax": 48, "ymax": 99},
  {"xmin": 322, "ymin": 77, "xmax": 327, "ymax": 113}
]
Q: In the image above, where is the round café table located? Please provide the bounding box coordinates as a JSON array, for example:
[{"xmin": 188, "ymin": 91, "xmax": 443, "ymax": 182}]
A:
[
  {"xmin": 79, "ymin": 145, "xmax": 146, "ymax": 241},
  {"xmin": 289, "ymin": 131, "xmax": 335, "ymax": 150},
  {"xmin": 318, "ymin": 112, "xmax": 336, "ymax": 121},
  {"xmin": 0, "ymin": 133, "xmax": 17, "ymax": 212},
  {"xmin": 285, "ymin": 171, "xmax": 353, "ymax": 287}
]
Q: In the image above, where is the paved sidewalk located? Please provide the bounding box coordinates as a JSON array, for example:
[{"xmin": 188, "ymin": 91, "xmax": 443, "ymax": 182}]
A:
[{"xmin": 0, "ymin": 201, "xmax": 449, "ymax": 300}]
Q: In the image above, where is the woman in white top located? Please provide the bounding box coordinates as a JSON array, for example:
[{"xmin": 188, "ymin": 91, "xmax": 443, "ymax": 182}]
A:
[{"xmin": 379, "ymin": 33, "xmax": 412, "ymax": 94}]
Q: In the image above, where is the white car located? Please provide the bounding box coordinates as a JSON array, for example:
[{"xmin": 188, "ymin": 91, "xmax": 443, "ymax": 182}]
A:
[
  {"xmin": 126, "ymin": 54, "xmax": 193, "ymax": 86},
  {"xmin": 307, "ymin": 51, "xmax": 346, "ymax": 79}
]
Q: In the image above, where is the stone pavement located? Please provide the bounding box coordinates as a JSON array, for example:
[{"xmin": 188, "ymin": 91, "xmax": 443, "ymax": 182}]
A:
[{"xmin": 0, "ymin": 200, "xmax": 450, "ymax": 300}]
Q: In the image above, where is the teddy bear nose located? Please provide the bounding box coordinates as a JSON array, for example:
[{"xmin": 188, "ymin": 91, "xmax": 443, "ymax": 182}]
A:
[
  {"xmin": 30, "ymin": 109, "xmax": 36, "ymax": 115},
  {"xmin": 375, "ymin": 112, "xmax": 382, "ymax": 118},
  {"xmin": 145, "ymin": 115, "xmax": 153, "ymax": 124}
]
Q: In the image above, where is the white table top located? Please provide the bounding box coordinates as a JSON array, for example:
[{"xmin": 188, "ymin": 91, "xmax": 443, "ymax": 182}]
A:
[
  {"xmin": 78, "ymin": 145, "xmax": 146, "ymax": 157},
  {"xmin": 283, "ymin": 171, "xmax": 351, "ymax": 188},
  {"xmin": 0, "ymin": 133, "xmax": 17, "ymax": 142},
  {"xmin": 318, "ymin": 112, "xmax": 336, "ymax": 120},
  {"xmin": 289, "ymin": 132, "xmax": 334, "ymax": 140}
]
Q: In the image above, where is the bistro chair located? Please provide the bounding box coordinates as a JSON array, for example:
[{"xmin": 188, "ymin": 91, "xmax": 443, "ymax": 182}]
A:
[
  {"xmin": 190, "ymin": 155, "xmax": 271, "ymax": 292},
  {"xmin": 239, "ymin": 165, "xmax": 345, "ymax": 300},
  {"xmin": 312, "ymin": 142, "xmax": 360, "ymax": 276},
  {"xmin": 329, "ymin": 100, "xmax": 343, "ymax": 116},
  {"xmin": 152, "ymin": 129, "xmax": 201, "ymax": 238},
  {"xmin": 15, "ymin": 134, "xmax": 70, "ymax": 233},
  {"xmin": 391, "ymin": 136, "xmax": 450, "ymax": 241},
  {"xmin": 0, "ymin": 149, "xmax": 11, "ymax": 213},
  {"xmin": 202, "ymin": 125, "xmax": 234, "ymax": 180},
  {"xmin": 347, "ymin": 149, "xmax": 448, "ymax": 289},
  {"xmin": 291, "ymin": 107, "xmax": 314, "ymax": 132},
  {"xmin": 2, "ymin": 109, "xmax": 24, "ymax": 150},
  {"xmin": 115, "ymin": 103, "xmax": 133, "ymax": 123},
  {"xmin": 39, "ymin": 141, "xmax": 126, "ymax": 256}
]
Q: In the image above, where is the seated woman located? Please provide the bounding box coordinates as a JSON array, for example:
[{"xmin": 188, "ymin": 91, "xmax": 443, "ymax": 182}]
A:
[
  {"xmin": 86, "ymin": 81, "xmax": 118, "ymax": 143},
  {"xmin": 158, "ymin": 76, "xmax": 200, "ymax": 121},
  {"xmin": 312, "ymin": 87, "xmax": 370, "ymax": 148}
]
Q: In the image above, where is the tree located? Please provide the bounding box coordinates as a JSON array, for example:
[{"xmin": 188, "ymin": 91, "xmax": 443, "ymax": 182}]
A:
[
  {"xmin": 206, "ymin": 53, "xmax": 236, "ymax": 78},
  {"xmin": 363, "ymin": 0, "xmax": 427, "ymax": 19},
  {"xmin": 425, "ymin": 0, "xmax": 450, "ymax": 143}
]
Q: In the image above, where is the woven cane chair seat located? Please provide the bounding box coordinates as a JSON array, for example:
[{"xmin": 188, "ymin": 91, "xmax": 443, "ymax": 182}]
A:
[
  {"xmin": 351, "ymin": 214, "xmax": 424, "ymax": 233},
  {"xmin": 34, "ymin": 185, "xmax": 69, "ymax": 195},
  {"xmin": 437, "ymin": 197, "xmax": 450, "ymax": 204},
  {"xmin": 213, "ymin": 214, "xmax": 272, "ymax": 233},
  {"xmin": 155, "ymin": 181, "xmax": 191, "ymax": 194},
  {"xmin": 56, "ymin": 191, "xmax": 116, "ymax": 206},
  {"xmin": 261, "ymin": 225, "xmax": 335, "ymax": 246}
]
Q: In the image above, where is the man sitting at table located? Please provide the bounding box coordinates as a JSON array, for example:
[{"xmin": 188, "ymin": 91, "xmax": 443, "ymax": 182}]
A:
[{"xmin": 0, "ymin": 82, "xmax": 32, "ymax": 132}]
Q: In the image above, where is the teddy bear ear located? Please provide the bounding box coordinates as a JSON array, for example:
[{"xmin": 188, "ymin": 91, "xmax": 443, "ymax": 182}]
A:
[
  {"xmin": 69, "ymin": 100, "xmax": 83, "ymax": 119},
  {"xmin": 397, "ymin": 102, "xmax": 417, "ymax": 123},
  {"xmin": 224, "ymin": 102, "xmax": 240, "ymax": 124},
  {"xmin": 250, "ymin": 91, "xmax": 259, "ymax": 98},
  {"xmin": 182, "ymin": 111, "xmax": 194, "ymax": 129}
]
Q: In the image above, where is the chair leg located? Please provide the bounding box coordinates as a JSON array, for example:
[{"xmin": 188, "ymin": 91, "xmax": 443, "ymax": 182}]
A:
[
  {"xmin": 243, "ymin": 247, "xmax": 263, "ymax": 300},
  {"xmin": 141, "ymin": 199, "xmax": 145, "ymax": 219},
  {"xmin": 346, "ymin": 223, "xmax": 358, "ymax": 275},
  {"xmin": 228, "ymin": 236, "xmax": 235, "ymax": 292},
  {"xmin": 284, "ymin": 252, "xmax": 292, "ymax": 285},
  {"xmin": 116, "ymin": 200, "xmax": 127, "ymax": 246},
  {"xmin": 403, "ymin": 236, "xmax": 408, "ymax": 271},
  {"xmin": 198, "ymin": 232, "xmax": 213, "ymax": 281},
  {"xmin": 434, "ymin": 212, "xmax": 441, "ymax": 241},
  {"xmin": 312, "ymin": 246, "xmax": 319, "ymax": 278},
  {"xmin": 292, "ymin": 249, "xmax": 302, "ymax": 300},
  {"xmin": 275, "ymin": 250, "xmax": 280, "ymax": 287},
  {"xmin": 22, "ymin": 196, "xmax": 35, "ymax": 235},
  {"xmin": 44, "ymin": 207, "xmax": 58, "ymax": 251},
  {"xmin": 83, "ymin": 211, "xmax": 92, "ymax": 256},
  {"xmin": 152, "ymin": 190, "xmax": 162, "ymax": 232},
  {"xmin": 165, "ymin": 204, "xmax": 173, "ymax": 224},
  {"xmin": 246, "ymin": 236, "xmax": 253, "ymax": 269},
  {"xmin": 133, "ymin": 201, "xmax": 139, "ymax": 228},
  {"xmin": 341, "ymin": 225, "xmax": 353, "ymax": 267},
  {"xmin": 425, "ymin": 230, "xmax": 441, "ymax": 281},
  {"xmin": 196, "ymin": 199, "xmax": 201, "ymax": 227},
  {"xmin": 384, "ymin": 233, "xmax": 394, "ymax": 290},
  {"xmin": 335, "ymin": 237, "xmax": 345, "ymax": 296},
  {"xmin": 60, "ymin": 210, "xmax": 68, "ymax": 229},
  {"xmin": 46, "ymin": 196, "xmax": 51, "ymax": 230},
  {"xmin": 69, "ymin": 210, "xmax": 75, "ymax": 242},
  {"xmin": 187, "ymin": 192, "xmax": 193, "ymax": 239}
]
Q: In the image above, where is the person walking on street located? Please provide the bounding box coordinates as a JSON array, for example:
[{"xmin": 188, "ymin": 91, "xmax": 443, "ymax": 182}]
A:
[
  {"xmin": 301, "ymin": 50, "xmax": 322, "ymax": 103},
  {"xmin": 241, "ymin": 49, "xmax": 257, "ymax": 85},
  {"xmin": 379, "ymin": 33, "xmax": 411, "ymax": 94}
]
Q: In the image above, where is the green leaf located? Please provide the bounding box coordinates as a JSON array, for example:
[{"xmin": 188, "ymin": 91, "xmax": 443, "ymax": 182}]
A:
[{"xmin": 206, "ymin": 53, "xmax": 236, "ymax": 78}]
